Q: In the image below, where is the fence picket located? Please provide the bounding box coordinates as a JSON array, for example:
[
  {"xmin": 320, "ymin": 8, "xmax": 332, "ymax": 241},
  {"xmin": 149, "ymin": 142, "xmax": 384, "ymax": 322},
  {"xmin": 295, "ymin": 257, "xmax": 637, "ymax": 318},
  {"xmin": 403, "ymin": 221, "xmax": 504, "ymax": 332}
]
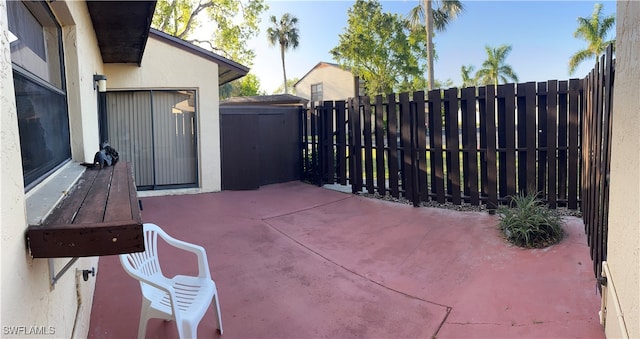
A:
[
  {"xmin": 362, "ymin": 96, "xmax": 374, "ymax": 193},
  {"xmin": 400, "ymin": 93, "xmax": 414, "ymax": 202},
  {"xmin": 558, "ymin": 81, "xmax": 569, "ymax": 202},
  {"xmin": 499, "ymin": 84, "xmax": 517, "ymax": 199},
  {"xmin": 335, "ymin": 101, "xmax": 347, "ymax": 185},
  {"xmin": 415, "ymin": 91, "xmax": 428, "ymax": 202},
  {"xmin": 387, "ymin": 94, "xmax": 399, "ymax": 198},
  {"xmin": 483, "ymin": 86, "xmax": 498, "ymax": 209},
  {"xmin": 323, "ymin": 101, "xmax": 335, "ymax": 185},
  {"xmin": 568, "ymin": 79, "xmax": 581, "ymax": 210},
  {"xmin": 349, "ymin": 97, "xmax": 363, "ymax": 193},
  {"xmin": 461, "ymin": 87, "xmax": 479, "ymax": 205},
  {"xmin": 537, "ymin": 82, "xmax": 548, "ymax": 196},
  {"xmin": 444, "ymin": 88, "xmax": 461, "ymax": 204},
  {"xmin": 375, "ymin": 95, "xmax": 386, "ymax": 195},
  {"xmin": 428, "ymin": 90, "xmax": 445, "ymax": 203},
  {"xmin": 547, "ymin": 80, "xmax": 558, "ymax": 208}
]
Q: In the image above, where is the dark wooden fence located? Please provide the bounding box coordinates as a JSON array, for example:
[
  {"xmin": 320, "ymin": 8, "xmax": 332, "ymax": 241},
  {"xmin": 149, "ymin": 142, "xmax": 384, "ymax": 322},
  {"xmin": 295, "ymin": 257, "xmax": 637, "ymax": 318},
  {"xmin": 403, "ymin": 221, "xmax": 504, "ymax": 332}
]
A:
[
  {"xmin": 302, "ymin": 82, "xmax": 583, "ymax": 210},
  {"xmin": 301, "ymin": 46, "xmax": 614, "ymax": 281},
  {"xmin": 581, "ymin": 44, "xmax": 614, "ymax": 282}
]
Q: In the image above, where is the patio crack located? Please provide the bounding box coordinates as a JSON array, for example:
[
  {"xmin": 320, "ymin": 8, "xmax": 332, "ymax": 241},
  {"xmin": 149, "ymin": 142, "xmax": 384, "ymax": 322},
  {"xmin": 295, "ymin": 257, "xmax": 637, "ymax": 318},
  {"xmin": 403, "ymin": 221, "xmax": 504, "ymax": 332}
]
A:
[
  {"xmin": 263, "ymin": 218, "xmax": 452, "ymax": 312},
  {"xmin": 447, "ymin": 320, "xmax": 564, "ymax": 327}
]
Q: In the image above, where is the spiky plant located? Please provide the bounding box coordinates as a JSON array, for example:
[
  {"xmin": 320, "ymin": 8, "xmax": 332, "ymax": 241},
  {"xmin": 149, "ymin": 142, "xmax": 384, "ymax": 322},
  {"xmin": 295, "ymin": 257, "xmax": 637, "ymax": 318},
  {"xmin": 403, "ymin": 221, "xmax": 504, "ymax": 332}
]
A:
[{"xmin": 498, "ymin": 192, "xmax": 564, "ymax": 248}]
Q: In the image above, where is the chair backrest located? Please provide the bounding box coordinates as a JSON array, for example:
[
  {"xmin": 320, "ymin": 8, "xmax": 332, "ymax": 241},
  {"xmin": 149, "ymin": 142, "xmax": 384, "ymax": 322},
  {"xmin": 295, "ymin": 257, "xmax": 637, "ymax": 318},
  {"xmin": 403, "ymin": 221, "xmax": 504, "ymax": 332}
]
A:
[{"xmin": 120, "ymin": 224, "xmax": 163, "ymax": 280}]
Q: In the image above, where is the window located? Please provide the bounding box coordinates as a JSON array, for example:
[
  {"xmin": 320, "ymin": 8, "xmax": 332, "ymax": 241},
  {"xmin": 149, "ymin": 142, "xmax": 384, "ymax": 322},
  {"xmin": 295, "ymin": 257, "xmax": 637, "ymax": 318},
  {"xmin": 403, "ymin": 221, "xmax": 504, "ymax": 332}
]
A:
[
  {"xmin": 311, "ymin": 83, "xmax": 323, "ymax": 103},
  {"xmin": 8, "ymin": 1, "xmax": 70, "ymax": 188}
]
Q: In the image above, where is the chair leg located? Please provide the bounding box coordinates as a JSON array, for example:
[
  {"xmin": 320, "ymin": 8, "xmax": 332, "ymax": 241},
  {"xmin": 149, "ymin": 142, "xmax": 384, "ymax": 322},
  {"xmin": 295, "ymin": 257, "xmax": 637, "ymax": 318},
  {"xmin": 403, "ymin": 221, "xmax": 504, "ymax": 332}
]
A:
[
  {"xmin": 213, "ymin": 293, "xmax": 223, "ymax": 335},
  {"xmin": 178, "ymin": 320, "xmax": 197, "ymax": 339},
  {"xmin": 138, "ymin": 300, "xmax": 152, "ymax": 339}
]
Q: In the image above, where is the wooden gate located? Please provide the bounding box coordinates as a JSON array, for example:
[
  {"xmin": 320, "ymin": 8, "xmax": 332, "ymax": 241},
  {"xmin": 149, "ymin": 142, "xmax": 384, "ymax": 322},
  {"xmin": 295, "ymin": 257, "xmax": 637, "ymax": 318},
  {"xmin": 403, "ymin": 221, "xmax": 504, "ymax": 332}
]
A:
[{"xmin": 581, "ymin": 45, "xmax": 615, "ymax": 282}]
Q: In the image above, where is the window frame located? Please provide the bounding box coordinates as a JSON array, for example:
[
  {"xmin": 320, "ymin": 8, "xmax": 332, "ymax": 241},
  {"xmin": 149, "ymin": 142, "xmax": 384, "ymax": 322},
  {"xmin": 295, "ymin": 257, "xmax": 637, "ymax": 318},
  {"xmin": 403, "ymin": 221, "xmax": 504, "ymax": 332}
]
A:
[
  {"xmin": 9, "ymin": 1, "xmax": 71, "ymax": 190},
  {"xmin": 311, "ymin": 82, "xmax": 323, "ymax": 103}
]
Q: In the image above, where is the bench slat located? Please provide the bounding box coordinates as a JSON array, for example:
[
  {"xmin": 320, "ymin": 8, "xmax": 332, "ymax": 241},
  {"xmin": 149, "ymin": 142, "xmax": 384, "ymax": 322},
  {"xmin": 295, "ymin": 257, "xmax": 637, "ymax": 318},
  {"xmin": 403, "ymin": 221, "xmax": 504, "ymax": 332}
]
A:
[
  {"xmin": 43, "ymin": 169, "xmax": 100, "ymax": 225},
  {"xmin": 73, "ymin": 167, "xmax": 113, "ymax": 224},
  {"xmin": 104, "ymin": 162, "xmax": 134, "ymax": 222}
]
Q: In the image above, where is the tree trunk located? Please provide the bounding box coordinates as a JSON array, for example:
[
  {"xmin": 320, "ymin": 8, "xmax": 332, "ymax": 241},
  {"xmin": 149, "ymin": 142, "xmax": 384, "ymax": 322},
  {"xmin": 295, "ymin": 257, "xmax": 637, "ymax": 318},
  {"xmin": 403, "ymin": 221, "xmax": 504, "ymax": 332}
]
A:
[
  {"xmin": 280, "ymin": 44, "xmax": 288, "ymax": 94},
  {"xmin": 424, "ymin": 0, "xmax": 434, "ymax": 91}
]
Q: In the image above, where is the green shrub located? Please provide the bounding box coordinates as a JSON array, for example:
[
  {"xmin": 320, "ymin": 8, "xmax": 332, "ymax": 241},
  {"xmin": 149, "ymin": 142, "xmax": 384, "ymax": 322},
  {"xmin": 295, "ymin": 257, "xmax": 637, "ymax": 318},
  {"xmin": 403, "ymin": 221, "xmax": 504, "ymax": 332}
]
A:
[{"xmin": 498, "ymin": 192, "xmax": 564, "ymax": 248}]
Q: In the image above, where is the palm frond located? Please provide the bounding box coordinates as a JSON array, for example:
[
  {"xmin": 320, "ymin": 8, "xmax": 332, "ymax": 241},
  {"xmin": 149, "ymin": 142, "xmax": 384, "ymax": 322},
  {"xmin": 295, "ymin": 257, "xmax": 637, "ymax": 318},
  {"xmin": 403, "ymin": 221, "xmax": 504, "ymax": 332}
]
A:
[
  {"xmin": 406, "ymin": 5, "xmax": 424, "ymax": 31},
  {"xmin": 568, "ymin": 49, "xmax": 594, "ymax": 75}
]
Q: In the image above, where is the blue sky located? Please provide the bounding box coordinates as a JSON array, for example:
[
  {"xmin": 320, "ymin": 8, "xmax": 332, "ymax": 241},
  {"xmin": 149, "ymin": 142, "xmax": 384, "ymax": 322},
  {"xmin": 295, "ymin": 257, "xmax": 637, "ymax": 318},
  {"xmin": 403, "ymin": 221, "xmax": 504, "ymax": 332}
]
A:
[{"xmin": 243, "ymin": 0, "xmax": 616, "ymax": 93}]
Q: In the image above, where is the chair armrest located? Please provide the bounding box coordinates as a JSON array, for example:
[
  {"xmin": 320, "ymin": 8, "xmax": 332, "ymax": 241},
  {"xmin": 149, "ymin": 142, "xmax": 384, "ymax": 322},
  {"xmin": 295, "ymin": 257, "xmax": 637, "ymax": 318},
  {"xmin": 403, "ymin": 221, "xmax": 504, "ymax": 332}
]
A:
[
  {"xmin": 154, "ymin": 227, "xmax": 212, "ymax": 280},
  {"xmin": 119, "ymin": 255, "xmax": 177, "ymax": 300}
]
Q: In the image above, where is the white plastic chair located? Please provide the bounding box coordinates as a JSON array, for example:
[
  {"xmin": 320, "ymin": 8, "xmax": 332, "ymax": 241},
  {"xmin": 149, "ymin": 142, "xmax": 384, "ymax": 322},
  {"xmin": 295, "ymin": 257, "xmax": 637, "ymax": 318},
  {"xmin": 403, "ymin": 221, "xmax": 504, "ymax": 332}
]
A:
[{"xmin": 119, "ymin": 223, "xmax": 223, "ymax": 338}]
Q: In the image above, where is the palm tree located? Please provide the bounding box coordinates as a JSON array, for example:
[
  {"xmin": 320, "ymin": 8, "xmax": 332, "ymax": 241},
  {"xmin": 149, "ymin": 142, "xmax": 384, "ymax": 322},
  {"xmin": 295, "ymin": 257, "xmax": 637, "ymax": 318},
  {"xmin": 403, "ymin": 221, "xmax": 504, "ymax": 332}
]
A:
[
  {"xmin": 476, "ymin": 44, "xmax": 518, "ymax": 87},
  {"xmin": 267, "ymin": 13, "xmax": 300, "ymax": 94},
  {"xmin": 460, "ymin": 64, "xmax": 476, "ymax": 87},
  {"xmin": 569, "ymin": 3, "xmax": 615, "ymax": 75},
  {"xmin": 407, "ymin": 0, "xmax": 464, "ymax": 90}
]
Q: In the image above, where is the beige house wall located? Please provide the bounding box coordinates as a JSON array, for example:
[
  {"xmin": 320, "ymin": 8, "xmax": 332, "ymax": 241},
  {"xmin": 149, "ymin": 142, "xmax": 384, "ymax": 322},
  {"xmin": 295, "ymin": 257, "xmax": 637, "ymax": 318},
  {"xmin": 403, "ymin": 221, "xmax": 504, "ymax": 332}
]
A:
[
  {"xmin": 294, "ymin": 63, "xmax": 354, "ymax": 102},
  {"xmin": 104, "ymin": 36, "xmax": 222, "ymax": 193},
  {"xmin": 602, "ymin": 1, "xmax": 640, "ymax": 338},
  {"xmin": 1, "ymin": 1, "xmax": 102, "ymax": 338}
]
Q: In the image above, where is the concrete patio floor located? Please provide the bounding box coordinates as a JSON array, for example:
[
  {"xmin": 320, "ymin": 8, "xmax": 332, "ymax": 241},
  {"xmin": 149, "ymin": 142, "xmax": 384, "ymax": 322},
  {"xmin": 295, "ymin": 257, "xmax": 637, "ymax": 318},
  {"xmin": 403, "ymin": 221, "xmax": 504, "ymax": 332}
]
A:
[{"xmin": 89, "ymin": 181, "xmax": 604, "ymax": 338}]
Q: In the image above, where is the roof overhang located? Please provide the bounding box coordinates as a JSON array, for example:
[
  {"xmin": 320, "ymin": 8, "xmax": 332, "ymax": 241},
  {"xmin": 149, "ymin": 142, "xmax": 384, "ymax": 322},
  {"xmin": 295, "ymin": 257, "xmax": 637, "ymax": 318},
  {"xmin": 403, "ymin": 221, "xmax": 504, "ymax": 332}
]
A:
[
  {"xmin": 221, "ymin": 94, "xmax": 309, "ymax": 106},
  {"xmin": 86, "ymin": 1, "xmax": 157, "ymax": 65},
  {"xmin": 149, "ymin": 29, "xmax": 249, "ymax": 85}
]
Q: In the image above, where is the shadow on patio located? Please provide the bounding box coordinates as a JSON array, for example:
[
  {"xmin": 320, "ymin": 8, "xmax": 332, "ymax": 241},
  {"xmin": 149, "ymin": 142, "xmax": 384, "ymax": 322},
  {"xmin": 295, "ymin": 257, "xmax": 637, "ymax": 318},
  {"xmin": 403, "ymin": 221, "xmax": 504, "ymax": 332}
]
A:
[{"xmin": 89, "ymin": 181, "xmax": 604, "ymax": 338}]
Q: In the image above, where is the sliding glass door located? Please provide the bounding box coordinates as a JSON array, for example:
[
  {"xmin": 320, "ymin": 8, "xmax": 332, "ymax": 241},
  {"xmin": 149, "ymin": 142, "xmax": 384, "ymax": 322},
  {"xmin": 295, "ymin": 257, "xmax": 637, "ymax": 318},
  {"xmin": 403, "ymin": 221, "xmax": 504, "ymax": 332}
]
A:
[{"xmin": 106, "ymin": 90, "xmax": 197, "ymax": 190}]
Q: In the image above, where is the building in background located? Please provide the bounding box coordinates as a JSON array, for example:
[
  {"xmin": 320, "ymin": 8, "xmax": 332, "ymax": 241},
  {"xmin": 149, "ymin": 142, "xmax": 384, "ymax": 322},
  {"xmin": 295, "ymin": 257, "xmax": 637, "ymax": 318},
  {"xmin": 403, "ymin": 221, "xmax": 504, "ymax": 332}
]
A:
[{"xmin": 293, "ymin": 61, "xmax": 363, "ymax": 105}]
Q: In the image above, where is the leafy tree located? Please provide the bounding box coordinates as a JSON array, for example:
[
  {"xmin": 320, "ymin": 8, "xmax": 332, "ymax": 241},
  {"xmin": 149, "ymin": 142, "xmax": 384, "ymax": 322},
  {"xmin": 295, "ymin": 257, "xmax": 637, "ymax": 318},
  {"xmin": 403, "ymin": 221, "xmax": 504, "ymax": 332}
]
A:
[
  {"xmin": 475, "ymin": 44, "xmax": 518, "ymax": 87},
  {"xmin": 152, "ymin": 0, "xmax": 267, "ymax": 66},
  {"xmin": 273, "ymin": 77, "xmax": 299, "ymax": 95},
  {"xmin": 331, "ymin": 0, "xmax": 426, "ymax": 96},
  {"xmin": 434, "ymin": 78, "xmax": 454, "ymax": 89},
  {"xmin": 407, "ymin": 0, "xmax": 464, "ymax": 90},
  {"xmin": 267, "ymin": 13, "xmax": 300, "ymax": 94},
  {"xmin": 460, "ymin": 64, "xmax": 476, "ymax": 87},
  {"xmin": 220, "ymin": 74, "xmax": 264, "ymax": 99},
  {"xmin": 569, "ymin": 3, "xmax": 615, "ymax": 75}
]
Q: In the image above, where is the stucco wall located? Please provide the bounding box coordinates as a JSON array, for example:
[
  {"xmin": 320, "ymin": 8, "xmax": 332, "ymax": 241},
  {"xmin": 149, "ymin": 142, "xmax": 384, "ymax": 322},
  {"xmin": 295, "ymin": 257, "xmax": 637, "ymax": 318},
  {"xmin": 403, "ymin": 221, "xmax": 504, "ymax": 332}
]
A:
[
  {"xmin": 603, "ymin": 1, "xmax": 640, "ymax": 338},
  {"xmin": 295, "ymin": 63, "xmax": 355, "ymax": 102},
  {"xmin": 104, "ymin": 36, "xmax": 221, "ymax": 193},
  {"xmin": 1, "ymin": 1, "xmax": 101, "ymax": 338}
]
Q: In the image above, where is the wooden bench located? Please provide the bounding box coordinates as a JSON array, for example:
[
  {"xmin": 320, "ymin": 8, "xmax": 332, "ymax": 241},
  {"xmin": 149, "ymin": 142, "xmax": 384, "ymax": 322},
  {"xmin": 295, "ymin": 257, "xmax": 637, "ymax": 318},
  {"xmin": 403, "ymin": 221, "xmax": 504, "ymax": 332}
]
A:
[{"xmin": 27, "ymin": 162, "xmax": 145, "ymax": 258}]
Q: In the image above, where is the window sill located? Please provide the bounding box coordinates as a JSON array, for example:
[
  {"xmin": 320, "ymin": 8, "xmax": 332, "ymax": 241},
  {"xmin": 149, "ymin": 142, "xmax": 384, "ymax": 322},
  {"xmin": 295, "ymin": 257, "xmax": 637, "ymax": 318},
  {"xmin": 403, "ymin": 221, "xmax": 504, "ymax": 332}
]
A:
[{"xmin": 25, "ymin": 161, "xmax": 86, "ymax": 226}]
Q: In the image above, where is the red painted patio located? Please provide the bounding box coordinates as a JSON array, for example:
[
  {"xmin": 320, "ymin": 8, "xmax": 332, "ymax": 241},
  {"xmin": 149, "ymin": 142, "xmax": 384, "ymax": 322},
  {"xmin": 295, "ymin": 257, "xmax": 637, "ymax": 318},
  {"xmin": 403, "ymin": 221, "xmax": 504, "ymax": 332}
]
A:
[{"xmin": 89, "ymin": 181, "xmax": 604, "ymax": 338}]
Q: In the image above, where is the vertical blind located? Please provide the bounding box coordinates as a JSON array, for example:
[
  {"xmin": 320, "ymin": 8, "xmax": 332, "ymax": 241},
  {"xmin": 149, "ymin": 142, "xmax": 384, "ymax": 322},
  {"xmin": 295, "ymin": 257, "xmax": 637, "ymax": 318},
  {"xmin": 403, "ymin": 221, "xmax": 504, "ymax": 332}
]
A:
[{"xmin": 106, "ymin": 90, "xmax": 197, "ymax": 189}]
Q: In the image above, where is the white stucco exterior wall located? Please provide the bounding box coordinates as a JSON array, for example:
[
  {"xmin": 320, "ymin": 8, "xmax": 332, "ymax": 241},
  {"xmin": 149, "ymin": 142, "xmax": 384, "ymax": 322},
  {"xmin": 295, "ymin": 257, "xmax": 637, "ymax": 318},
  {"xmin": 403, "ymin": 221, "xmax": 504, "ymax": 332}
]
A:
[
  {"xmin": 54, "ymin": 1, "xmax": 104, "ymax": 163},
  {"xmin": 603, "ymin": 1, "xmax": 640, "ymax": 338},
  {"xmin": 1, "ymin": 1, "xmax": 102, "ymax": 338},
  {"xmin": 104, "ymin": 36, "xmax": 222, "ymax": 193},
  {"xmin": 294, "ymin": 63, "xmax": 355, "ymax": 102}
]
